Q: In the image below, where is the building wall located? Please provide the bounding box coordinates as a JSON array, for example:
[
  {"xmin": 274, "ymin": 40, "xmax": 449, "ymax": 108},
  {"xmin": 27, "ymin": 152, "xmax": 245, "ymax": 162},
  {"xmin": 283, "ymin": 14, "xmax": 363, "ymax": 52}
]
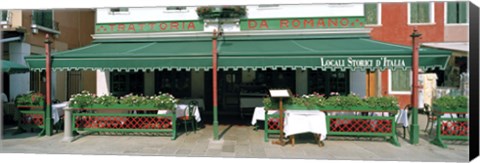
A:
[
  {"xmin": 368, "ymin": 2, "xmax": 445, "ymax": 108},
  {"xmin": 5, "ymin": 9, "xmax": 96, "ymax": 101},
  {"xmin": 444, "ymin": 25, "xmax": 468, "ymax": 41}
]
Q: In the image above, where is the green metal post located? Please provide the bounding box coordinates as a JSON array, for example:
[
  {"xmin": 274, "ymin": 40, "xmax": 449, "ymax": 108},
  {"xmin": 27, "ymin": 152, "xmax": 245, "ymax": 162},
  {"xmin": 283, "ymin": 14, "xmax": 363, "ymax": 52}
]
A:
[
  {"xmin": 44, "ymin": 34, "xmax": 53, "ymax": 136},
  {"xmin": 409, "ymin": 28, "xmax": 421, "ymax": 144}
]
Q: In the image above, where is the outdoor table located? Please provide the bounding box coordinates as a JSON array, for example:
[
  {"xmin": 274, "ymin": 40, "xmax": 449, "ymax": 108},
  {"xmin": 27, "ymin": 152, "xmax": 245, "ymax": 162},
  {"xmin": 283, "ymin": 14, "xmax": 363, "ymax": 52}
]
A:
[
  {"xmin": 251, "ymin": 107, "xmax": 278, "ymax": 128},
  {"xmin": 178, "ymin": 99, "xmax": 205, "ymax": 112},
  {"xmin": 395, "ymin": 109, "xmax": 409, "ymax": 127},
  {"xmin": 158, "ymin": 104, "xmax": 201, "ymax": 122},
  {"xmin": 52, "ymin": 102, "xmax": 68, "ymax": 124},
  {"xmin": 284, "ymin": 110, "xmax": 327, "ymax": 146}
]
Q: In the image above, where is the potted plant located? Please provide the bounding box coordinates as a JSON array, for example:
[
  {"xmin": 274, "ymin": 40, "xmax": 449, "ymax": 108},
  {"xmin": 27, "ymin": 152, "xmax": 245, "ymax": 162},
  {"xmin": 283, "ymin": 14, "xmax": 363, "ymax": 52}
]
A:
[
  {"xmin": 433, "ymin": 95, "xmax": 468, "ymax": 113},
  {"xmin": 15, "ymin": 92, "xmax": 45, "ymax": 106},
  {"xmin": 196, "ymin": 6, "xmax": 247, "ymax": 19}
]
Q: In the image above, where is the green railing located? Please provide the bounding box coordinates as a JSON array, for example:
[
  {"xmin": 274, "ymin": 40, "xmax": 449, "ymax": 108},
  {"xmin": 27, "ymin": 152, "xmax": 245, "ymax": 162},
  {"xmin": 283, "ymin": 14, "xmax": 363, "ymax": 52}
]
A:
[
  {"xmin": 15, "ymin": 101, "xmax": 46, "ymax": 136},
  {"xmin": 71, "ymin": 104, "xmax": 177, "ymax": 140},
  {"xmin": 264, "ymin": 105, "xmax": 400, "ymax": 146},
  {"xmin": 430, "ymin": 106, "xmax": 468, "ymax": 148}
]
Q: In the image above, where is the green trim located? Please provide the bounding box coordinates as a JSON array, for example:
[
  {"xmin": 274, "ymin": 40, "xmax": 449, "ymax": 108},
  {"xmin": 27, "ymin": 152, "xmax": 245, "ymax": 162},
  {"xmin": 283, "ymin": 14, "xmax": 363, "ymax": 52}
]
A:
[
  {"xmin": 95, "ymin": 20, "xmax": 204, "ymax": 34},
  {"xmin": 71, "ymin": 104, "xmax": 176, "ymax": 111},
  {"xmin": 240, "ymin": 16, "xmax": 366, "ymax": 30},
  {"xmin": 75, "ymin": 128, "xmax": 174, "ymax": 133}
]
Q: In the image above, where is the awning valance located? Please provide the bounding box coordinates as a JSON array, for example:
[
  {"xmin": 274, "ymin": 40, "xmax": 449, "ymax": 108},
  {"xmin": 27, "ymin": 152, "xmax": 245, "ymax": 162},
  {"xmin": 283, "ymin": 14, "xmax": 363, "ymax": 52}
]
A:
[
  {"xmin": 217, "ymin": 37, "xmax": 451, "ymax": 71},
  {"xmin": 25, "ymin": 41, "xmax": 213, "ymax": 72},
  {"xmin": 25, "ymin": 36, "xmax": 452, "ymax": 72},
  {"xmin": 2, "ymin": 60, "xmax": 30, "ymax": 74}
]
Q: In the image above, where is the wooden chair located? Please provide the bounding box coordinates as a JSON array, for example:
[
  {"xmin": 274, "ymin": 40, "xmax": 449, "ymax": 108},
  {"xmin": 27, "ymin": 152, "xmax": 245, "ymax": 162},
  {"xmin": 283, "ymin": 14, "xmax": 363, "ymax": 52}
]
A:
[{"xmin": 178, "ymin": 101, "xmax": 198, "ymax": 135}]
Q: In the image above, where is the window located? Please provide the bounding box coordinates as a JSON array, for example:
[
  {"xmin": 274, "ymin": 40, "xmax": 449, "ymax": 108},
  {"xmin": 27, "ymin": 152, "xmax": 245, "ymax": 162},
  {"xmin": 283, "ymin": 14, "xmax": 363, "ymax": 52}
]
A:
[
  {"xmin": 33, "ymin": 10, "xmax": 53, "ymax": 29},
  {"xmin": 446, "ymin": 2, "xmax": 468, "ymax": 24},
  {"xmin": 308, "ymin": 70, "xmax": 350, "ymax": 96},
  {"xmin": 1, "ymin": 10, "xmax": 8, "ymax": 21},
  {"xmin": 110, "ymin": 71, "xmax": 144, "ymax": 97},
  {"xmin": 409, "ymin": 2, "xmax": 434, "ymax": 24},
  {"xmin": 365, "ymin": 3, "xmax": 381, "ymax": 25},
  {"xmin": 389, "ymin": 69, "xmax": 411, "ymax": 94},
  {"xmin": 166, "ymin": 6, "xmax": 187, "ymax": 11}
]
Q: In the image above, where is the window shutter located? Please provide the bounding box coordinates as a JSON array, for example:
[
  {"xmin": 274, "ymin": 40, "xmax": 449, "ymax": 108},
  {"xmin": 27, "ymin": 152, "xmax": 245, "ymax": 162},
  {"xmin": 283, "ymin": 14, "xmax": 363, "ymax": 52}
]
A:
[
  {"xmin": 365, "ymin": 3, "xmax": 378, "ymax": 25},
  {"xmin": 43, "ymin": 10, "xmax": 53, "ymax": 28},
  {"xmin": 459, "ymin": 2, "xmax": 468, "ymax": 23},
  {"xmin": 1, "ymin": 10, "xmax": 7, "ymax": 21},
  {"xmin": 418, "ymin": 2, "xmax": 430, "ymax": 23},
  {"xmin": 411, "ymin": 3, "xmax": 418, "ymax": 23},
  {"xmin": 447, "ymin": 2, "xmax": 458, "ymax": 23}
]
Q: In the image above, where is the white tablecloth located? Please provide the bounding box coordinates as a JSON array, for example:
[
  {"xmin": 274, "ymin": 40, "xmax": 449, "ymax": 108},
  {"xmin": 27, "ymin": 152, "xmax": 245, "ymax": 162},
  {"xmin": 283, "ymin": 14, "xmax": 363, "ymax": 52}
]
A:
[
  {"xmin": 395, "ymin": 109, "xmax": 409, "ymax": 127},
  {"xmin": 157, "ymin": 104, "xmax": 201, "ymax": 122},
  {"xmin": 284, "ymin": 110, "xmax": 327, "ymax": 141},
  {"xmin": 52, "ymin": 102, "xmax": 68, "ymax": 124},
  {"xmin": 251, "ymin": 107, "xmax": 278, "ymax": 125},
  {"xmin": 178, "ymin": 99, "xmax": 205, "ymax": 111}
]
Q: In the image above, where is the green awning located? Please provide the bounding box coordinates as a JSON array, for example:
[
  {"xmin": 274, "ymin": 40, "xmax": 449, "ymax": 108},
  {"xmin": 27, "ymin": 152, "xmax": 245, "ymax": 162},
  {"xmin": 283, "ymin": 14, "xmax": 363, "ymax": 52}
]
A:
[
  {"xmin": 25, "ymin": 41, "xmax": 213, "ymax": 71},
  {"xmin": 2, "ymin": 60, "xmax": 30, "ymax": 73},
  {"xmin": 218, "ymin": 37, "xmax": 451, "ymax": 71},
  {"xmin": 25, "ymin": 36, "xmax": 451, "ymax": 71}
]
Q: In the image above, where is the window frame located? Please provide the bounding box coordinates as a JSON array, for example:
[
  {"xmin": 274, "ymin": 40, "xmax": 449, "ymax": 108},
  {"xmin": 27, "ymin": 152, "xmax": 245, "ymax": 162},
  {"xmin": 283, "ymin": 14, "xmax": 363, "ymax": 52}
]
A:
[
  {"xmin": 444, "ymin": 1, "xmax": 469, "ymax": 25},
  {"xmin": 408, "ymin": 2, "xmax": 435, "ymax": 25},
  {"xmin": 364, "ymin": 3, "xmax": 382, "ymax": 26},
  {"xmin": 32, "ymin": 10, "xmax": 54, "ymax": 29},
  {"xmin": 388, "ymin": 69, "xmax": 412, "ymax": 95}
]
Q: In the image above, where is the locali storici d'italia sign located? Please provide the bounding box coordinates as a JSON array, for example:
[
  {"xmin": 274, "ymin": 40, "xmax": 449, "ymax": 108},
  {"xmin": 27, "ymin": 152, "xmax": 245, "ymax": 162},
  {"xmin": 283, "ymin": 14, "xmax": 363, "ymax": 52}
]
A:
[
  {"xmin": 241, "ymin": 17, "xmax": 366, "ymax": 30},
  {"xmin": 320, "ymin": 57, "xmax": 407, "ymax": 69},
  {"xmin": 95, "ymin": 20, "xmax": 204, "ymax": 33}
]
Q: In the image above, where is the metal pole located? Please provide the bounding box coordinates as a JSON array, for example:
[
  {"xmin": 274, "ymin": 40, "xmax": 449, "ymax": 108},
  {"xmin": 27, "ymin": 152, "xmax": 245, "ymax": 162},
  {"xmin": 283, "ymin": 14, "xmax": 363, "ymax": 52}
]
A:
[
  {"xmin": 409, "ymin": 27, "xmax": 421, "ymax": 144},
  {"xmin": 44, "ymin": 34, "xmax": 53, "ymax": 136},
  {"xmin": 212, "ymin": 30, "xmax": 219, "ymax": 140}
]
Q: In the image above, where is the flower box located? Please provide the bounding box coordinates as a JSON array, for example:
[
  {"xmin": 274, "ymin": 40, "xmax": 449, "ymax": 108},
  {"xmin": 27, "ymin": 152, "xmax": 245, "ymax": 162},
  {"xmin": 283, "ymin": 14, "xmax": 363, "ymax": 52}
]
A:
[{"xmin": 70, "ymin": 104, "xmax": 174, "ymax": 111}]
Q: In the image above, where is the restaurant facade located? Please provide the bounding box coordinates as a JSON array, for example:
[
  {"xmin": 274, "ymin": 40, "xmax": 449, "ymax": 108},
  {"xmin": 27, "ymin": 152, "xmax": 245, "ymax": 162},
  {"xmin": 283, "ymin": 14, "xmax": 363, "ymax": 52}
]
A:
[{"xmin": 25, "ymin": 3, "xmax": 453, "ymax": 125}]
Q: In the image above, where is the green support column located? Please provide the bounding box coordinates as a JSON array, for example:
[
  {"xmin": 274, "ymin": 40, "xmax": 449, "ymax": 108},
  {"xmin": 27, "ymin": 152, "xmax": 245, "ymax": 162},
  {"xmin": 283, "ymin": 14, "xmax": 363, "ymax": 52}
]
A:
[
  {"xmin": 213, "ymin": 106, "xmax": 219, "ymax": 140},
  {"xmin": 409, "ymin": 107, "xmax": 419, "ymax": 144}
]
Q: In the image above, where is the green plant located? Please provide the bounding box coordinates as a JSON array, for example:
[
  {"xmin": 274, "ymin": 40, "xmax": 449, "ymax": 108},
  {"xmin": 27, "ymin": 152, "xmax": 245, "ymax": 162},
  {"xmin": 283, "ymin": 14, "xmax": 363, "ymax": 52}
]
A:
[
  {"xmin": 364, "ymin": 96, "xmax": 399, "ymax": 108},
  {"xmin": 119, "ymin": 93, "xmax": 147, "ymax": 106},
  {"xmin": 303, "ymin": 92, "xmax": 327, "ymax": 107},
  {"xmin": 196, "ymin": 6, "xmax": 247, "ymax": 19},
  {"xmin": 15, "ymin": 92, "xmax": 44, "ymax": 105},
  {"xmin": 146, "ymin": 92, "xmax": 178, "ymax": 110},
  {"xmin": 69, "ymin": 90, "xmax": 96, "ymax": 107},
  {"xmin": 325, "ymin": 94, "xmax": 366, "ymax": 107},
  {"xmin": 433, "ymin": 95, "xmax": 468, "ymax": 110},
  {"xmin": 94, "ymin": 94, "xmax": 118, "ymax": 106}
]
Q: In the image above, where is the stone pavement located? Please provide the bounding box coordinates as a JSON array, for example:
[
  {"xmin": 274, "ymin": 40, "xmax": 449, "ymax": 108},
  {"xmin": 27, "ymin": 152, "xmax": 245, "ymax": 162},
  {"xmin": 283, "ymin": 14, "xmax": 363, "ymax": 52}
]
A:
[{"xmin": 0, "ymin": 114, "xmax": 469, "ymax": 162}]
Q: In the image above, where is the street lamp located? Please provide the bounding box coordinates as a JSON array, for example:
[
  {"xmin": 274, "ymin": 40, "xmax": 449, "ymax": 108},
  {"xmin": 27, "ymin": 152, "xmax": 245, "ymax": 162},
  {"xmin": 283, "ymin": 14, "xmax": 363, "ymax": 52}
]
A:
[{"xmin": 409, "ymin": 27, "xmax": 421, "ymax": 144}]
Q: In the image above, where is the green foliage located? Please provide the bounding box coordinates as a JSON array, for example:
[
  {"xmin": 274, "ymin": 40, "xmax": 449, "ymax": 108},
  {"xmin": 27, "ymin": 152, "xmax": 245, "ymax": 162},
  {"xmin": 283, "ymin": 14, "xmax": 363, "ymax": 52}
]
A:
[
  {"xmin": 325, "ymin": 94, "xmax": 366, "ymax": 107},
  {"xmin": 364, "ymin": 96, "xmax": 399, "ymax": 108},
  {"xmin": 196, "ymin": 6, "xmax": 247, "ymax": 19},
  {"xmin": 303, "ymin": 93, "xmax": 327, "ymax": 107},
  {"xmin": 69, "ymin": 90, "xmax": 96, "ymax": 107},
  {"xmin": 119, "ymin": 94, "xmax": 148, "ymax": 106},
  {"xmin": 94, "ymin": 94, "xmax": 118, "ymax": 106},
  {"xmin": 15, "ymin": 92, "xmax": 44, "ymax": 105},
  {"xmin": 145, "ymin": 92, "xmax": 178, "ymax": 110},
  {"xmin": 433, "ymin": 95, "xmax": 468, "ymax": 111}
]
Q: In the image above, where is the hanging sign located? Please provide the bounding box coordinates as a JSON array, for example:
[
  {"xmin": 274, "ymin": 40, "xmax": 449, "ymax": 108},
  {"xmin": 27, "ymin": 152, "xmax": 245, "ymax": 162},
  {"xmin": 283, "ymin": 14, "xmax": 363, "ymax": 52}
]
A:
[{"xmin": 241, "ymin": 16, "xmax": 366, "ymax": 30}]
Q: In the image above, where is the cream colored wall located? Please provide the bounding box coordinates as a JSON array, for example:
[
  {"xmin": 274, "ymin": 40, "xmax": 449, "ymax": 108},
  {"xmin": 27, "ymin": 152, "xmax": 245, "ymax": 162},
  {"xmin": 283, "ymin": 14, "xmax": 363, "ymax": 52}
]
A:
[
  {"xmin": 191, "ymin": 70, "xmax": 204, "ymax": 98},
  {"xmin": 82, "ymin": 70, "xmax": 97, "ymax": 94},
  {"xmin": 96, "ymin": 70, "xmax": 110, "ymax": 96},
  {"xmin": 10, "ymin": 10, "xmax": 23, "ymax": 28},
  {"xmin": 444, "ymin": 25, "xmax": 469, "ymax": 42}
]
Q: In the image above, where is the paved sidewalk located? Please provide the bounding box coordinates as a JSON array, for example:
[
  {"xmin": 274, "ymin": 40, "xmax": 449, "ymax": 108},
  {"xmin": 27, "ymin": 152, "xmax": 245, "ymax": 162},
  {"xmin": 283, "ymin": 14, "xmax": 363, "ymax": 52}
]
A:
[{"xmin": 0, "ymin": 114, "xmax": 469, "ymax": 162}]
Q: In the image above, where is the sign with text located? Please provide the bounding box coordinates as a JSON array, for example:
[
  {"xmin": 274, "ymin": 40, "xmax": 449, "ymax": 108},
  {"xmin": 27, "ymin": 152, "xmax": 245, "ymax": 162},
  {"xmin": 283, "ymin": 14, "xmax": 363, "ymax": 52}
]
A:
[
  {"xmin": 95, "ymin": 20, "xmax": 204, "ymax": 34},
  {"xmin": 241, "ymin": 17, "xmax": 365, "ymax": 30},
  {"xmin": 320, "ymin": 57, "xmax": 407, "ymax": 69}
]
